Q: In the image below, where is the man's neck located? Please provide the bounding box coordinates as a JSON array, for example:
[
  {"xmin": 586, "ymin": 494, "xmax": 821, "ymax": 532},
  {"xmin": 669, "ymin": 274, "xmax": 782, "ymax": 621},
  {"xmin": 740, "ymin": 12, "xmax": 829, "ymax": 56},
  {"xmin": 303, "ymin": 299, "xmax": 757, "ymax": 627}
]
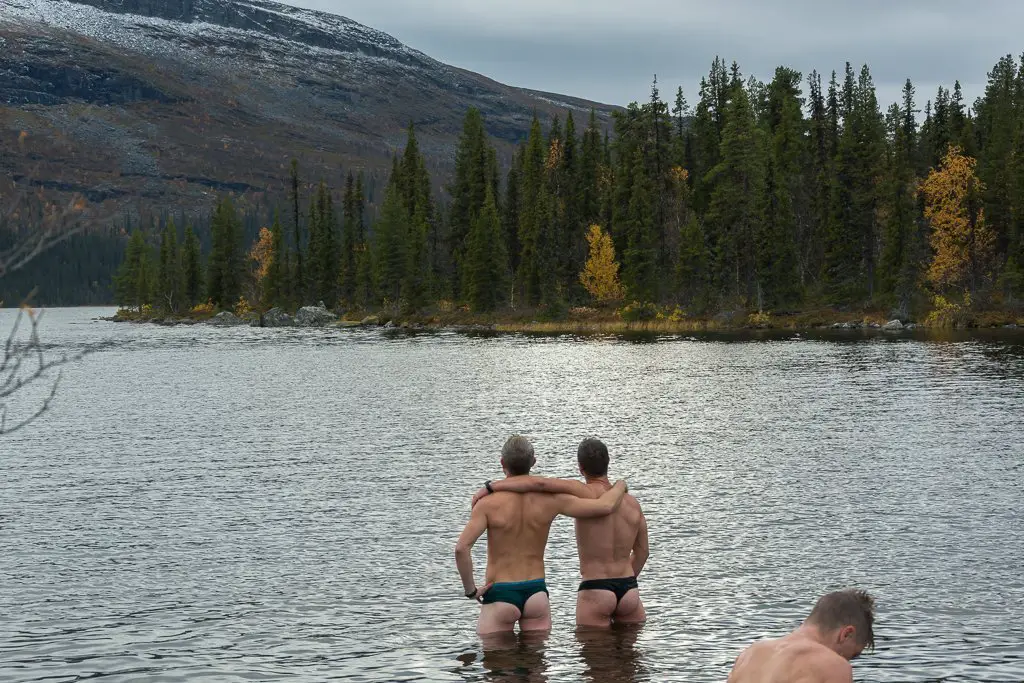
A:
[
  {"xmin": 790, "ymin": 624, "xmax": 833, "ymax": 649},
  {"xmin": 584, "ymin": 475, "xmax": 611, "ymax": 488}
]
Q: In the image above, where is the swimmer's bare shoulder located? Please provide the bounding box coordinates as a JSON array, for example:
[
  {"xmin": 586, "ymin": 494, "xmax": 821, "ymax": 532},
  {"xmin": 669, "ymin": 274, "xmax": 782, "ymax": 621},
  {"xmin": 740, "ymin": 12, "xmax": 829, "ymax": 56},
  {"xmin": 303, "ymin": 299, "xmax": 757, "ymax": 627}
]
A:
[
  {"xmin": 727, "ymin": 639, "xmax": 853, "ymax": 683},
  {"xmin": 811, "ymin": 645, "xmax": 854, "ymax": 683}
]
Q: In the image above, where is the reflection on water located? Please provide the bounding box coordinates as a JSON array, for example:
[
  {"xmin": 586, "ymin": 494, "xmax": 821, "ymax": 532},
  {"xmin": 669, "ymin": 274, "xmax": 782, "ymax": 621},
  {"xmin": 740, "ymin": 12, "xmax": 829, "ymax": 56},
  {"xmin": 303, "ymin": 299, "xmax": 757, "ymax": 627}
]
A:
[
  {"xmin": 577, "ymin": 626, "xmax": 646, "ymax": 683},
  {"xmin": 478, "ymin": 632, "xmax": 550, "ymax": 683},
  {"xmin": 1, "ymin": 308, "xmax": 1023, "ymax": 682}
]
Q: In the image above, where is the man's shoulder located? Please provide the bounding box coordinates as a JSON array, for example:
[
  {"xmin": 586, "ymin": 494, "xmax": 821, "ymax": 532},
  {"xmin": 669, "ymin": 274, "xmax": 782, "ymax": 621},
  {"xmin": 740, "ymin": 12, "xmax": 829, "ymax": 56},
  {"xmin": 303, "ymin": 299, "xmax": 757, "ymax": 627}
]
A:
[{"xmin": 809, "ymin": 646, "xmax": 852, "ymax": 676}]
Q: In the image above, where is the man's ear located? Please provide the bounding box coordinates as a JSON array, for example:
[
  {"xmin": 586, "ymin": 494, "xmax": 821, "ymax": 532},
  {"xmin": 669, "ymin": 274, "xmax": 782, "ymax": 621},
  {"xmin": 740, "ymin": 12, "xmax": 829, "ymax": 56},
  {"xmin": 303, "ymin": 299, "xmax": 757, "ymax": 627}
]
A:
[
  {"xmin": 530, "ymin": 456, "xmax": 536, "ymax": 468},
  {"xmin": 838, "ymin": 625, "xmax": 856, "ymax": 644}
]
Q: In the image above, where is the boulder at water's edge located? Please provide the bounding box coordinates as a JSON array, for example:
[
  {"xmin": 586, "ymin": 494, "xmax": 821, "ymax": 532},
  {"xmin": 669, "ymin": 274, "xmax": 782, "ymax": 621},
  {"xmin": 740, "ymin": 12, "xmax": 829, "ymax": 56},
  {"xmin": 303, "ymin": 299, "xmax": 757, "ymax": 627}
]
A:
[{"xmin": 296, "ymin": 305, "xmax": 337, "ymax": 327}]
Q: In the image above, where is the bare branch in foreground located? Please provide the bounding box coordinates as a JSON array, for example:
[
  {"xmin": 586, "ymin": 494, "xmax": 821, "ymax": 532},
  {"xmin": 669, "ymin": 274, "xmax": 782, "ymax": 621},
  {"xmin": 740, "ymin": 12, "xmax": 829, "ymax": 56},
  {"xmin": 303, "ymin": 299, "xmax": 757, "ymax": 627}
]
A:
[{"xmin": 0, "ymin": 302, "xmax": 95, "ymax": 437}]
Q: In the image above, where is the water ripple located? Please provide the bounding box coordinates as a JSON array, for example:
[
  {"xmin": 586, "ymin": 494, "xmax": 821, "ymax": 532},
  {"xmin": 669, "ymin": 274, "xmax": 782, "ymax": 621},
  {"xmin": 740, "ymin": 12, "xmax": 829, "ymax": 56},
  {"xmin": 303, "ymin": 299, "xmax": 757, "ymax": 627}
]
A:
[{"xmin": 1, "ymin": 308, "xmax": 1022, "ymax": 682}]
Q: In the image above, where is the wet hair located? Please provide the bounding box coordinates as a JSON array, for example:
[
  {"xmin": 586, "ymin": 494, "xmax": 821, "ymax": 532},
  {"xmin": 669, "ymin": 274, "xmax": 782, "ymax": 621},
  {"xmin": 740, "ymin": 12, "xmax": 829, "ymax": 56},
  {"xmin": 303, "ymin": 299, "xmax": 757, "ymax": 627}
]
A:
[
  {"xmin": 501, "ymin": 435, "xmax": 534, "ymax": 476},
  {"xmin": 577, "ymin": 438, "xmax": 609, "ymax": 477},
  {"xmin": 806, "ymin": 589, "xmax": 876, "ymax": 650}
]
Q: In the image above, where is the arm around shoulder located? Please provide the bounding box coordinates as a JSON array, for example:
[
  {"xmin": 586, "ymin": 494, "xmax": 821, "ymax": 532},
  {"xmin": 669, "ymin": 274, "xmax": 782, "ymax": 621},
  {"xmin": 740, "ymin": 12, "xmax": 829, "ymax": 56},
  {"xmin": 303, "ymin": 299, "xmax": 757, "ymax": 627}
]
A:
[
  {"xmin": 489, "ymin": 475, "xmax": 594, "ymax": 498},
  {"xmin": 556, "ymin": 480, "xmax": 627, "ymax": 518}
]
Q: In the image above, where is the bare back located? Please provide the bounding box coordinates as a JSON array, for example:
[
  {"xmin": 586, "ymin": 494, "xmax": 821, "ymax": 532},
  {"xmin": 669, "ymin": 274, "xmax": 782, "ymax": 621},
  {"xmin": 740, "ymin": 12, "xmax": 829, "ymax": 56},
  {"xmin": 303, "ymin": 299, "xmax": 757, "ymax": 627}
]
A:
[
  {"xmin": 480, "ymin": 491, "xmax": 567, "ymax": 583},
  {"xmin": 728, "ymin": 638, "xmax": 853, "ymax": 683},
  {"xmin": 575, "ymin": 485, "xmax": 643, "ymax": 580}
]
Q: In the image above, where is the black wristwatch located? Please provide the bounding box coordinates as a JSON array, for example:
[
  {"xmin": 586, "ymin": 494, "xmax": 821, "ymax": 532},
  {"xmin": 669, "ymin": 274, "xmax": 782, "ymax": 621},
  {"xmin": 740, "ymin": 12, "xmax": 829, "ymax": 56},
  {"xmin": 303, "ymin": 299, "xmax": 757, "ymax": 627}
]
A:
[
  {"xmin": 484, "ymin": 480, "xmax": 494, "ymax": 494},
  {"xmin": 465, "ymin": 587, "xmax": 478, "ymax": 599}
]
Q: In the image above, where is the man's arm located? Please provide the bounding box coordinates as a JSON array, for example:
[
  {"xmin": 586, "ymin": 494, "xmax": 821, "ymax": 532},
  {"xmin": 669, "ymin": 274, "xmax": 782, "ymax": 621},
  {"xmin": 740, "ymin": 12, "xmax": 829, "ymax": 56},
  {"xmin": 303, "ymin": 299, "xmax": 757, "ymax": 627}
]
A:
[
  {"xmin": 631, "ymin": 510, "xmax": 649, "ymax": 576},
  {"xmin": 554, "ymin": 480, "xmax": 628, "ymax": 518},
  {"xmin": 454, "ymin": 504, "xmax": 488, "ymax": 597},
  {"xmin": 471, "ymin": 476, "xmax": 595, "ymax": 507}
]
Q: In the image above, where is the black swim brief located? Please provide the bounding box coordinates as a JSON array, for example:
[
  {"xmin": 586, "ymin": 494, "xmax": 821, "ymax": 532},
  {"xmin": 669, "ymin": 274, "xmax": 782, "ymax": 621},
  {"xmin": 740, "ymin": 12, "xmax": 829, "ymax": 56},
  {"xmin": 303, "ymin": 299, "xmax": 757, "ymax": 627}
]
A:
[{"xmin": 577, "ymin": 576, "xmax": 639, "ymax": 605}]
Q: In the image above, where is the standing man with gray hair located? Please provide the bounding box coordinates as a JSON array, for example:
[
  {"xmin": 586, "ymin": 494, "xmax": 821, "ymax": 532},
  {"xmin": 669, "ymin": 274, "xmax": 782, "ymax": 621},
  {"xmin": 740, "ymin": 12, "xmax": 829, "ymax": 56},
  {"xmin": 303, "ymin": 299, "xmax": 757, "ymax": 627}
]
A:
[{"xmin": 455, "ymin": 435, "xmax": 629, "ymax": 635}]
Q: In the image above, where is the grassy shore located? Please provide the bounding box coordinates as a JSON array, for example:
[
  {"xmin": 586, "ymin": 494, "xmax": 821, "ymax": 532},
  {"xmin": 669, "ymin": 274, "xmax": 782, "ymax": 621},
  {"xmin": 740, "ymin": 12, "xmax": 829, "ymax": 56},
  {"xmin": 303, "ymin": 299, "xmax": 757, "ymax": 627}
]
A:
[{"xmin": 112, "ymin": 303, "xmax": 1024, "ymax": 333}]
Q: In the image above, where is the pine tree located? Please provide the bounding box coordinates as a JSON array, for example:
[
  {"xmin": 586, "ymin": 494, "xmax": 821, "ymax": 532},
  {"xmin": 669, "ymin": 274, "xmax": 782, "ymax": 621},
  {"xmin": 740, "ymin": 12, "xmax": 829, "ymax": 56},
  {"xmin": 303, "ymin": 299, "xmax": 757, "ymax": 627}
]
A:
[
  {"xmin": 310, "ymin": 182, "xmax": 339, "ymax": 305},
  {"xmin": 448, "ymin": 108, "xmax": 491, "ymax": 295},
  {"xmin": 340, "ymin": 172, "xmax": 357, "ymax": 303},
  {"xmin": 207, "ymin": 195, "xmax": 244, "ymax": 309},
  {"xmin": 465, "ymin": 185, "xmax": 509, "ymax": 312},
  {"xmin": 517, "ymin": 115, "xmax": 550, "ymax": 306},
  {"xmin": 289, "ymin": 159, "xmax": 305, "ymax": 304},
  {"xmin": 676, "ymin": 214, "xmax": 709, "ymax": 308},
  {"xmin": 704, "ymin": 81, "xmax": 765, "ymax": 304},
  {"xmin": 183, "ymin": 222, "xmax": 203, "ymax": 307},
  {"xmin": 402, "ymin": 204, "xmax": 431, "ymax": 312},
  {"xmin": 114, "ymin": 230, "xmax": 152, "ymax": 312},
  {"xmin": 824, "ymin": 65, "xmax": 885, "ymax": 303},
  {"xmin": 353, "ymin": 174, "xmax": 373, "ymax": 307},
  {"xmin": 503, "ymin": 149, "xmax": 523, "ymax": 276},
  {"xmin": 807, "ymin": 70, "xmax": 832, "ymax": 284},
  {"xmin": 156, "ymin": 217, "xmax": 183, "ymax": 313},
  {"xmin": 264, "ymin": 213, "xmax": 287, "ymax": 308},
  {"xmin": 373, "ymin": 181, "xmax": 409, "ymax": 304},
  {"xmin": 879, "ymin": 83, "xmax": 924, "ymax": 314},
  {"xmin": 622, "ymin": 148, "xmax": 658, "ymax": 302},
  {"xmin": 579, "ymin": 110, "xmax": 604, "ymax": 228}
]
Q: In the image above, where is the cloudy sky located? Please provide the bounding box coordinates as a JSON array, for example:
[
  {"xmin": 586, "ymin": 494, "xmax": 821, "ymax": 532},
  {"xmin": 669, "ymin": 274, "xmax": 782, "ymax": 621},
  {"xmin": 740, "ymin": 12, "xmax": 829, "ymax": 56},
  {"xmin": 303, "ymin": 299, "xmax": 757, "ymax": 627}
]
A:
[{"xmin": 290, "ymin": 0, "xmax": 1022, "ymax": 111}]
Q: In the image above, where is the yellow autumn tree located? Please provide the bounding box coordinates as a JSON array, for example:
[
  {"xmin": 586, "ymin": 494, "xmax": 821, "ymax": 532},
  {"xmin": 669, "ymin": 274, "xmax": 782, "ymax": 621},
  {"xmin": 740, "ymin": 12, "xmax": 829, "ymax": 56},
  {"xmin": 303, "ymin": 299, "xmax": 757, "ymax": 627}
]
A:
[
  {"xmin": 920, "ymin": 146, "xmax": 995, "ymax": 296},
  {"xmin": 580, "ymin": 224, "xmax": 625, "ymax": 303},
  {"xmin": 243, "ymin": 227, "xmax": 274, "ymax": 310}
]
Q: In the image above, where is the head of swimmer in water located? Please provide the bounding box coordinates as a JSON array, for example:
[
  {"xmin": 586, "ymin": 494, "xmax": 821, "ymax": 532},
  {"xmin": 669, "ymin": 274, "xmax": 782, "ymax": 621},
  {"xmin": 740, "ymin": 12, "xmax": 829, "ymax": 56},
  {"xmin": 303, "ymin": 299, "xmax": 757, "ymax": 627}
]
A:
[
  {"xmin": 805, "ymin": 589, "xmax": 876, "ymax": 660},
  {"xmin": 500, "ymin": 435, "xmax": 536, "ymax": 477}
]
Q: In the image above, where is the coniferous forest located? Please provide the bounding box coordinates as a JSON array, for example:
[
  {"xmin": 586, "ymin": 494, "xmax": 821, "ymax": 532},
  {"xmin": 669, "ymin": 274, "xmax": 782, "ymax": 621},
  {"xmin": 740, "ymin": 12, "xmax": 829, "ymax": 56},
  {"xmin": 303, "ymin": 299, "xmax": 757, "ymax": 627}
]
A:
[{"xmin": 6, "ymin": 56, "xmax": 1024, "ymax": 325}]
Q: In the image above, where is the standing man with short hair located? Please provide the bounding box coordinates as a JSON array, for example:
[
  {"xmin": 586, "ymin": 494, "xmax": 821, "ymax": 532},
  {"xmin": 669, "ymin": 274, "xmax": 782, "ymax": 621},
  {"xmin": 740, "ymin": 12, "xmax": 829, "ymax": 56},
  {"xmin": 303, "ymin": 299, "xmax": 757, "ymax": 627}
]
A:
[
  {"xmin": 727, "ymin": 589, "xmax": 876, "ymax": 683},
  {"xmin": 474, "ymin": 437, "xmax": 649, "ymax": 628},
  {"xmin": 455, "ymin": 435, "xmax": 629, "ymax": 635}
]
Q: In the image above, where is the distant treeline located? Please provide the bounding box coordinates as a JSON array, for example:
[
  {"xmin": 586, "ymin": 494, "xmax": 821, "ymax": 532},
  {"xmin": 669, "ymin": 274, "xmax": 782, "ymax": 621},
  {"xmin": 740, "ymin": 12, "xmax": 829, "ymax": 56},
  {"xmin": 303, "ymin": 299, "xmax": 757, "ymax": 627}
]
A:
[{"xmin": 10, "ymin": 54, "xmax": 1024, "ymax": 316}]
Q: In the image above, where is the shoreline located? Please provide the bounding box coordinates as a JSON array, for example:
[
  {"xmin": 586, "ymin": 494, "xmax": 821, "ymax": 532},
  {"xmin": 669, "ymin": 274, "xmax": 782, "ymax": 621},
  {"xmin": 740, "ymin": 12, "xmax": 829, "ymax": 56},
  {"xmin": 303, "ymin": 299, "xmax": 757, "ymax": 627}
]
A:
[{"xmin": 103, "ymin": 305, "xmax": 1024, "ymax": 335}]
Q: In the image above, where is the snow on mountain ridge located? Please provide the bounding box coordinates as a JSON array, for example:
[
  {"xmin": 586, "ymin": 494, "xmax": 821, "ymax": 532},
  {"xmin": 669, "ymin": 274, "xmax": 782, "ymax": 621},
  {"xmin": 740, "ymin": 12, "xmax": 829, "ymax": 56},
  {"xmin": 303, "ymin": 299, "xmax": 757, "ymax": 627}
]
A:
[{"xmin": 1, "ymin": 0, "xmax": 434, "ymax": 68}]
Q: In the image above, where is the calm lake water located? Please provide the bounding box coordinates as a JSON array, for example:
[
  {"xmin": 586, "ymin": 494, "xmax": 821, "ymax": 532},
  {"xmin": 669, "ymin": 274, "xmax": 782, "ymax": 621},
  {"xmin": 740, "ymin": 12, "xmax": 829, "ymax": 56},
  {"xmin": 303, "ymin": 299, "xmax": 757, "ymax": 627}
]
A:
[{"xmin": 1, "ymin": 307, "xmax": 1022, "ymax": 682}]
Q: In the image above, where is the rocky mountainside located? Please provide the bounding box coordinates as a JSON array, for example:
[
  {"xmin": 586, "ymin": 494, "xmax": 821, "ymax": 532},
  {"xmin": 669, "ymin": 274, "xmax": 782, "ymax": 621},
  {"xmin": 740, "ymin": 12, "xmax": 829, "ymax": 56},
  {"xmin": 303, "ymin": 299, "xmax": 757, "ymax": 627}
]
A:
[{"xmin": 0, "ymin": 0, "xmax": 618, "ymax": 223}]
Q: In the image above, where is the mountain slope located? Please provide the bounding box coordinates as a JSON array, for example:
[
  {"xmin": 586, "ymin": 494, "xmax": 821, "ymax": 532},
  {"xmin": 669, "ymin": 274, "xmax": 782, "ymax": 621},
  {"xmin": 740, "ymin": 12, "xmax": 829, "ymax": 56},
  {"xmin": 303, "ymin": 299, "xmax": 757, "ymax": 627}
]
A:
[{"xmin": 0, "ymin": 0, "xmax": 618, "ymax": 222}]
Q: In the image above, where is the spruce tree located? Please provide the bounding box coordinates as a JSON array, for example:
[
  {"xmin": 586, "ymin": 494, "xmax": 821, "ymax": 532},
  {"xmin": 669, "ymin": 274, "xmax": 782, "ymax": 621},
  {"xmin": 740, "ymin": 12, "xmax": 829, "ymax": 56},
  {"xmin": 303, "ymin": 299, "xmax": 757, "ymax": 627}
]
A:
[
  {"xmin": 623, "ymin": 148, "xmax": 658, "ymax": 302},
  {"xmin": 465, "ymin": 185, "xmax": 509, "ymax": 312},
  {"xmin": 264, "ymin": 213, "xmax": 287, "ymax": 308},
  {"xmin": 704, "ymin": 81, "xmax": 765, "ymax": 304},
  {"xmin": 503, "ymin": 149, "xmax": 523, "ymax": 276},
  {"xmin": 207, "ymin": 196, "xmax": 244, "ymax": 309},
  {"xmin": 516, "ymin": 115, "xmax": 549, "ymax": 305},
  {"xmin": 340, "ymin": 172, "xmax": 357, "ymax": 303},
  {"xmin": 114, "ymin": 230, "xmax": 152, "ymax": 312},
  {"xmin": 373, "ymin": 181, "xmax": 409, "ymax": 304},
  {"xmin": 879, "ymin": 84, "xmax": 924, "ymax": 314},
  {"xmin": 156, "ymin": 218, "xmax": 183, "ymax": 313},
  {"xmin": 289, "ymin": 159, "xmax": 304, "ymax": 304},
  {"xmin": 183, "ymin": 222, "xmax": 203, "ymax": 307},
  {"xmin": 353, "ymin": 174, "xmax": 373, "ymax": 307},
  {"xmin": 448, "ymin": 108, "xmax": 490, "ymax": 295},
  {"xmin": 757, "ymin": 67, "xmax": 804, "ymax": 308}
]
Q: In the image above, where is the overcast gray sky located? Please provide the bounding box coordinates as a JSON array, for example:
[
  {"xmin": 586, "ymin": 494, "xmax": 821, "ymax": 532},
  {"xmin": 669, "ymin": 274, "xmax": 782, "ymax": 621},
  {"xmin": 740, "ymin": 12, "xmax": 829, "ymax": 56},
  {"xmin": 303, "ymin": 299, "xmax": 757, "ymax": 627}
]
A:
[{"xmin": 289, "ymin": 0, "xmax": 1023, "ymax": 111}]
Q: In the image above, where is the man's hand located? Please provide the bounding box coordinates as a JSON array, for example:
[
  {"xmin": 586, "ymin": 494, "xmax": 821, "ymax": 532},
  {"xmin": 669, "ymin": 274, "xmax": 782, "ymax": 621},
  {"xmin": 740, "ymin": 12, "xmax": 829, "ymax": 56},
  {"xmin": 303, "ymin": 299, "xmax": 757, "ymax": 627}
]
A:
[
  {"xmin": 470, "ymin": 581, "xmax": 494, "ymax": 604},
  {"xmin": 471, "ymin": 487, "xmax": 489, "ymax": 508}
]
